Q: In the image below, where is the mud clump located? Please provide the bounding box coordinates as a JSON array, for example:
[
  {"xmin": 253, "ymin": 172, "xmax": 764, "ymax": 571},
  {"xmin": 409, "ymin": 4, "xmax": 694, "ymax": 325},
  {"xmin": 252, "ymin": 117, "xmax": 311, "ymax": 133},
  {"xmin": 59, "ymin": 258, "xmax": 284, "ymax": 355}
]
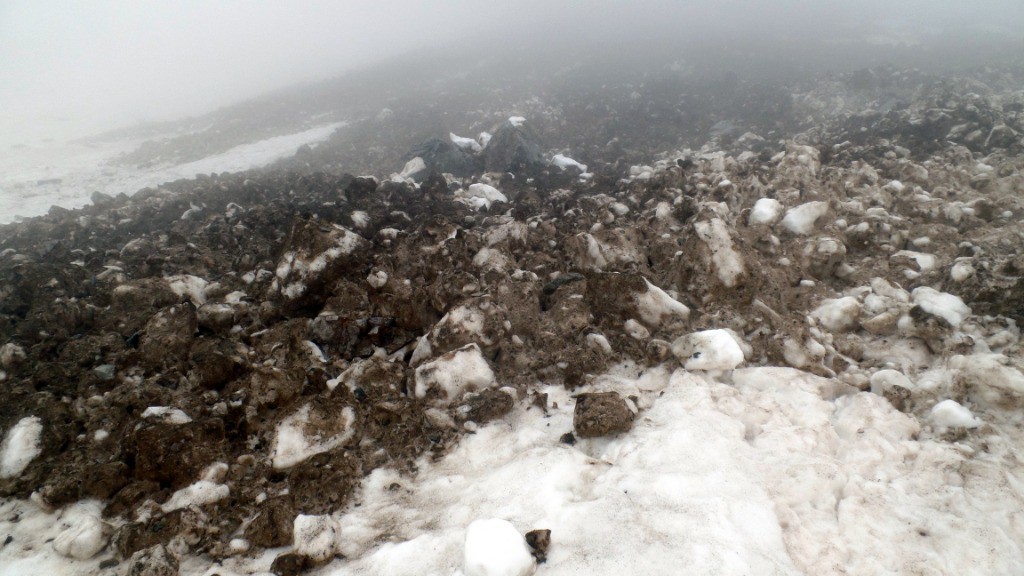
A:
[{"xmin": 573, "ymin": 392, "xmax": 635, "ymax": 438}]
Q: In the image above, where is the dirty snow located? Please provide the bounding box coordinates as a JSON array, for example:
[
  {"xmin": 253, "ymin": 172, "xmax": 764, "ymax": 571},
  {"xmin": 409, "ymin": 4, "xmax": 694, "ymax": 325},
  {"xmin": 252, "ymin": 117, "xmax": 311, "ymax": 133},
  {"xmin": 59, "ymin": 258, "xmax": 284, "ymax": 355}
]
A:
[{"xmin": 0, "ymin": 416, "xmax": 43, "ymax": 479}]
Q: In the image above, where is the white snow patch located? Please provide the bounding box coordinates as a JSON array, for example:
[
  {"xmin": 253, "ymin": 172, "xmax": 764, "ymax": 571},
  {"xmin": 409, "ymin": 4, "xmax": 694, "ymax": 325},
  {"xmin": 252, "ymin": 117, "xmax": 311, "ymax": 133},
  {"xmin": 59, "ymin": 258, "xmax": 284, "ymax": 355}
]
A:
[
  {"xmin": 694, "ymin": 218, "xmax": 745, "ymax": 287},
  {"xmin": 551, "ymin": 154, "xmax": 587, "ymax": 173},
  {"xmin": 911, "ymin": 287, "xmax": 971, "ymax": 328},
  {"xmin": 930, "ymin": 399, "xmax": 982, "ymax": 430},
  {"xmin": 272, "ymin": 405, "xmax": 356, "ymax": 469},
  {"xmin": 165, "ymin": 274, "xmax": 208, "ymax": 306},
  {"xmin": 463, "ymin": 518, "xmax": 535, "ymax": 576},
  {"xmin": 457, "ymin": 183, "xmax": 508, "ymax": 211},
  {"xmin": 52, "ymin": 507, "xmax": 110, "ymax": 560},
  {"xmin": 366, "ymin": 270, "xmax": 388, "ymax": 289},
  {"xmin": 810, "ymin": 296, "xmax": 861, "ymax": 332},
  {"xmin": 140, "ymin": 406, "xmax": 192, "ymax": 425},
  {"xmin": 749, "ymin": 198, "xmax": 784, "ymax": 226},
  {"xmin": 414, "ymin": 344, "xmax": 495, "ymax": 405},
  {"xmin": 399, "ymin": 157, "xmax": 427, "ymax": 180},
  {"xmin": 0, "ymin": 416, "xmax": 42, "ymax": 479},
  {"xmin": 161, "ymin": 480, "xmax": 230, "ymax": 512},
  {"xmin": 635, "ymin": 279, "xmax": 689, "ymax": 327},
  {"xmin": 780, "ymin": 201, "xmax": 828, "ymax": 235},
  {"xmin": 451, "ymin": 133, "xmax": 483, "ymax": 153},
  {"xmin": 671, "ymin": 329, "xmax": 745, "ymax": 372},
  {"xmin": 294, "ymin": 514, "xmax": 341, "ymax": 562},
  {"xmin": 508, "ymin": 116, "xmax": 526, "ymax": 127}
]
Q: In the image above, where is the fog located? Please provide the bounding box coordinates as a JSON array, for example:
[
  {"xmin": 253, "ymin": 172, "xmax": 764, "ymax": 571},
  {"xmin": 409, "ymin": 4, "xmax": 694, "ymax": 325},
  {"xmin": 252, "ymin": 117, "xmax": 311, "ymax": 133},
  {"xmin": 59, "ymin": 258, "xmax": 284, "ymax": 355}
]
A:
[{"xmin": 1, "ymin": 0, "xmax": 1022, "ymax": 148}]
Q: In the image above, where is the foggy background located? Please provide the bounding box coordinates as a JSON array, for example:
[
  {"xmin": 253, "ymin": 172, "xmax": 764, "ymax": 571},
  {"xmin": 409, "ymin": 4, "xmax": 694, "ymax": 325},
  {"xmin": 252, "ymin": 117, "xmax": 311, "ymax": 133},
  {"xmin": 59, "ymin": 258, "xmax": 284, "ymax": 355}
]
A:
[{"xmin": 2, "ymin": 0, "xmax": 1022, "ymax": 149}]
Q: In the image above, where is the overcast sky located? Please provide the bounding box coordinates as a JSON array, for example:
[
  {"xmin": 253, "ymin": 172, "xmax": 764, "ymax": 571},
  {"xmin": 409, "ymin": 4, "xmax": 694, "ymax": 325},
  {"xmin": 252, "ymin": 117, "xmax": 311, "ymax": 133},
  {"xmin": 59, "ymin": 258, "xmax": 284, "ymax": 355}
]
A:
[{"xmin": 2, "ymin": 1, "xmax": 1021, "ymax": 147}]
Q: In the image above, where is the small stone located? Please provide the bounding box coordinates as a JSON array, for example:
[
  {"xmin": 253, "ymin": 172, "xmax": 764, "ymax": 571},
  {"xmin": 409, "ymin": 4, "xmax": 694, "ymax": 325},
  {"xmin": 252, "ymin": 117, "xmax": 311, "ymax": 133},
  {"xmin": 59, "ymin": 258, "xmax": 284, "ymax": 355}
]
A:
[{"xmin": 525, "ymin": 529, "xmax": 552, "ymax": 563}]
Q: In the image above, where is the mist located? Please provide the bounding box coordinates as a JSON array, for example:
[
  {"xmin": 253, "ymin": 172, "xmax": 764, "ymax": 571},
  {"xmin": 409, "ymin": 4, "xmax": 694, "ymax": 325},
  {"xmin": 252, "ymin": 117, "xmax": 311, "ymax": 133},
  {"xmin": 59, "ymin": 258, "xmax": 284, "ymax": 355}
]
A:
[{"xmin": 2, "ymin": 0, "xmax": 1022, "ymax": 148}]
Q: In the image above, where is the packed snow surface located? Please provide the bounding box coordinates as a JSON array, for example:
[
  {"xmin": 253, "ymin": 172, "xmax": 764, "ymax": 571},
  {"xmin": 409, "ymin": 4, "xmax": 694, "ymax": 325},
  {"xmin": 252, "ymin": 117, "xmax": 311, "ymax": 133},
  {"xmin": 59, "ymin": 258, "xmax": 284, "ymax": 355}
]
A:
[
  {"xmin": 0, "ymin": 122, "xmax": 344, "ymax": 223},
  {"xmin": 0, "ymin": 416, "xmax": 43, "ymax": 479}
]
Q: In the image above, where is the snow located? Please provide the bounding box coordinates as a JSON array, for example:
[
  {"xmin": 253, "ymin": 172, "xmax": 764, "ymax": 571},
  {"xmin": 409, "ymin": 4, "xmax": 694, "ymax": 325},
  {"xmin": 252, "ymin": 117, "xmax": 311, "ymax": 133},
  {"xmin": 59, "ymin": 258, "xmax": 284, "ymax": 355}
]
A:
[
  {"xmin": 694, "ymin": 218, "xmax": 745, "ymax": 288},
  {"xmin": 911, "ymin": 287, "xmax": 971, "ymax": 328},
  {"xmin": 165, "ymin": 274, "xmax": 209, "ymax": 306},
  {"xmin": 634, "ymin": 279, "xmax": 690, "ymax": 327},
  {"xmin": 809, "ymin": 296, "xmax": 861, "ymax": 332},
  {"xmin": 478, "ymin": 132, "xmax": 493, "ymax": 148},
  {"xmin": 140, "ymin": 406, "xmax": 192, "ymax": 424},
  {"xmin": 780, "ymin": 201, "xmax": 829, "ymax": 235},
  {"xmin": 463, "ymin": 518, "xmax": 535, "ymax": 576},
  {"xmin": 551, "ymin": 154, "xmax": 587, "ymax": 173},
  {"xmin": 161, "ymin": 480, "xmax": 230, "ymax": 513},
  {"xmin": 457, "ymin": 183, "xmax": 508, "ymax": 210},
  {"xmin": 294, "ymin": 514, "xmax": 341, "ymax": 562},
  {"xmin": 930, "ymin": 399, "xmax": 982, "ymax": 430},
  {"xmin": 399, "ymin": 157, "xmax": 427, "ymax": 180},
  {"xmin": 52, "ymin": 507, "xmax": 110, "ymax": 560},
  {"xmin": 366, "ymin": 269, "xmax": 388, "ymax": 289},
  {"xmin": 272, "ymin": 404, "xmax": 356, "ymax": 469},
  {"xmin": 0, "ymin": 122, "xmax": 344, "ymax": 223},
  {"xmin": 414, "ymin": 343, "xmax": 496, "ymax": 405},
  {"xmin": 749, "ymin": 198, "xmax": 784, "ymax": 226},
  {"xmin": 671, "ymin": 329, "xmax": 745, "ymax": 371},
  {"xmin": 0, "ymin": 416, "xmax": 43, "ymax": 478},
  {"xmin": 451, "ymin": 132, "xmax": 483, "ymax": 153},
  {"xmin": 508, "ymin": 116, "xmax": 526, "ymax": 127}
]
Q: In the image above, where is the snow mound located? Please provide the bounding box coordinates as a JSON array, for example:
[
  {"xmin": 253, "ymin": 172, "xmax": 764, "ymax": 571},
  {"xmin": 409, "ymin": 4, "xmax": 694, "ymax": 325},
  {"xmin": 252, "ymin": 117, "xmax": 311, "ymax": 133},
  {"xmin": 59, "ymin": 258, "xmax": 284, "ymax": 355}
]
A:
[
  {"xmin": 930, "ymin": 399, "xmax": 982, "ymax": 430},
  {"xmin": 464, "ymin": 518, "xmax": 535, "ymax": 576},
  {"xmin": 749, "ymin": 198, "xmax": 784, "ymax": 226},
  {"xmin": 671, "ymin": 329, "xmax": 745, "ymax": 371},
  {"xmin": 780, "ymin": 201, "xmax": 828, "ymax": 235},
  {"xmin": 911, "ymin": 287, "xmax": 971, "ymax": 328},
  {"xmin": 551, "ymin": 154, "xmax": 587, "ymax": 173},
  {"xmin": 451, "ymin": 133, "xmax": 483, "ymax": 153}
]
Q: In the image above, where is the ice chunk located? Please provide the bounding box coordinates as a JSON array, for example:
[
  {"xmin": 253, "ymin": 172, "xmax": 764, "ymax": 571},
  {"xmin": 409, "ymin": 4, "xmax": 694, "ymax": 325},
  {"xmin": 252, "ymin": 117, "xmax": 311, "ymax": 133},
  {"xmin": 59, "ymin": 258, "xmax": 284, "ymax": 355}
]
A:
[
  {"xmin": 507, "ymin": 116, "xmax": 526, "ymax": 127},
  {"xmin": 748, "ymin": 198, "xmax": 784, "ymax": 226},
  {"xmin": 551, "ymin": 154, "xmax": 588, "ymax": 173},
  {"xmin": 930, "ymin": 399, "xmax": 982, "ymax": 430},
  {"xmin": 0, "ymin": 416, "xmax": 43, "ymax": 478},
  {"xmin": 911, "ymin": 287, "xmax": 970, "ymax": 328},
  {"xmin": 694, "ymin": 218, "xmax": 745, "ymax": 288},
  {"xmin": 272, "ymin": 404, "xmax": 356, "ymax": 469},
  {"xmin": 415, "ymin": 343, "xmax": 496, "ymax": 405},
  {"xmin": 165, "ymin": 274, "xmax": 208, "ymax": 306},
  {"xmin": 780, "ymin": 201, "xmax": 828, "ymax": 235},
  {"xmin": 671, "ymin": 329, "xmax": 745, "ymax": 371},
  {"xmin": 399, "ymin": 157, "xmax": 427, "ymax": 179},
  {"xmin": 161, "ymin": 480, "xmax": 230, "ymax": 512},
  {"xmin": 140, "ymin": 406, "xmax": 192, "ymax": 425},
  {"xmin": 451, "ymin": 132, "xmax": 483, "ymax": 153},
  {"xmin": 463, "ymin": 518, "xmax": 535, "ymax": 576},
  {"xmin": 810, "ymin": 296, "xmax": 861, "ymax": 332},
  {"xmin": 869, "ymin": 369, "xmax": 913, "ymax": 396},
  {"xmin": 294, "ymin": 514, "xmax": 340, "ymax": 562},
  {"xmin": 52, "ymin": 507, "xmax": 111, "ymax": 560},
  {"xmin": 456, "ymin": 183, "xmax": 508, "ymax": 210},
  {"xmin": 635, "ymin": 279, "xmax": 690, "ymax": 327}
]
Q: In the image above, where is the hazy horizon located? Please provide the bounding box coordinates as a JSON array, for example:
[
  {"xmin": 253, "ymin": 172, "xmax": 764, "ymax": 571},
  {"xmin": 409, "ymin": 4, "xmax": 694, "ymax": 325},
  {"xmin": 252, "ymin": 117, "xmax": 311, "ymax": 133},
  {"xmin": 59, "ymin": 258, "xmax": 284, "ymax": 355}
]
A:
[{"xmin": 2, "ymin": 1, "xmax": 1022, "ymax": 148}]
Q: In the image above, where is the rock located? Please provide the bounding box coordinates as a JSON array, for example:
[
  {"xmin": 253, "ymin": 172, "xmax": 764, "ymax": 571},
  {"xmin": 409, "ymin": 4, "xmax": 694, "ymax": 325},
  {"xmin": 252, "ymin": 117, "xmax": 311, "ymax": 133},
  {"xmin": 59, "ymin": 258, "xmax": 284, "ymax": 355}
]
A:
[
  {"xmin": 271, "ymin": 552, "xmax": 318, "ymax": 576},
  {"xmin": 244, "ymin": 496, "xmax": 296, "ymax": 548},
  {"xmin": 573, "ymin": 392, "xmax": 634, "ymax": 438},
  {"xmin": 127, "ymin": 544, "xmax": 179, "ymax": 576},
  {"xmin": 457, "ymin": 388, "xmax": 515, "ymax": 424},
  {"xmin": 483, "ymin": 119, "xmax": 544, "ymax": 173},
  {"xmin": 525, "ymin": 529, "xmax": 552, "ymax": 563},
  {"xmin": 404, "ymin": 137, "xmax": 481, "ymax": 177}
]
